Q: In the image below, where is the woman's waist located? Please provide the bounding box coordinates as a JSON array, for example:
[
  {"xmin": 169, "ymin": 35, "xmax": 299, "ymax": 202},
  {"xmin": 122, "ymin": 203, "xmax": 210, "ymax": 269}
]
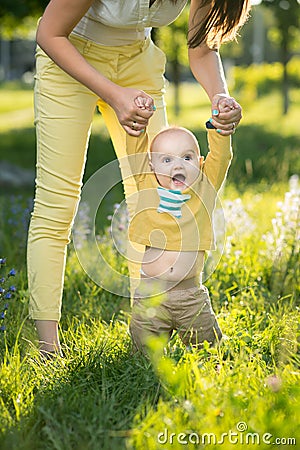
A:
[{"xmin": 72, "ymin": 18, "xmax": 151, "ymax": 46}]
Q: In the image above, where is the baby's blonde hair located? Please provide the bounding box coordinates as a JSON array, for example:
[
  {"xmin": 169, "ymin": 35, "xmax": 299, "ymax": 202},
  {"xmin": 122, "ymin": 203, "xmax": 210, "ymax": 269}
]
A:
[{"xmin": 150, "ymin": 126, "xmax": 200, "ymax": 155}]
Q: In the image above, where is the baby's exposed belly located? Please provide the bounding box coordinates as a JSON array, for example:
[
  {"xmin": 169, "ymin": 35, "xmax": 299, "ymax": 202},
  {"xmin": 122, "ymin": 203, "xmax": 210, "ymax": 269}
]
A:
[{"xmin": 141, "ymin": 246, "xmax": 205, "ymax": 281}]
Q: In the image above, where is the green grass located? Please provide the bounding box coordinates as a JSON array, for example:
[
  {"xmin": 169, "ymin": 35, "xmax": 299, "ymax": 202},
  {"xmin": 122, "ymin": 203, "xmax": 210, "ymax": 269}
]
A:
[
  {"xmin": 0, "ymin": 85, "xmax": 34, "ymax": 131},
  {"xmin": 0, "ymin": 81, "xmax": 299, "ymax": 449},
  {"xmin": 1, "ymin": 179, "xmax": 299, "ymax": 449},
  {"xmin": 0, "ymin": 87, "xmax": 33, "ymax": 114}
]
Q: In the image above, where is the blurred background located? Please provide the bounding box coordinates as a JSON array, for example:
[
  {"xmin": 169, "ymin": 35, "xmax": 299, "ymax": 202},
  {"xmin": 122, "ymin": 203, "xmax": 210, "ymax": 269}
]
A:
[{"xmin": 0, "ymin": 0, "xmax": 299, "ymax": 222}]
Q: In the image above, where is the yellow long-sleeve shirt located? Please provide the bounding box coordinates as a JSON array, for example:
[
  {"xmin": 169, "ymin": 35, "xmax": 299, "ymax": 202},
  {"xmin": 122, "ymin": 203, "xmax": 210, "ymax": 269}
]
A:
[{"xmin": 127, "ymin": 129, "xmax": 232, "ymax": 251}]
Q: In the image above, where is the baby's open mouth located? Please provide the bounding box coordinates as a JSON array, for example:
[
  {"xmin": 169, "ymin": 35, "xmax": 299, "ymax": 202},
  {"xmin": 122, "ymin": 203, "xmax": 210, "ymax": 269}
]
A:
[{"xmin": 172, "ymin": 173, "xmax": 186, "ymax": 186}]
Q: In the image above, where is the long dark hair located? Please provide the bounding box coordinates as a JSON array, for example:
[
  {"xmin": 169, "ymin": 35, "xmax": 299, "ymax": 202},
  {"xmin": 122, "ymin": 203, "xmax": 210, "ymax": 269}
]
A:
[{"xmin": 187, "ymin": 0, "xmax": 251, "ymax": 49}]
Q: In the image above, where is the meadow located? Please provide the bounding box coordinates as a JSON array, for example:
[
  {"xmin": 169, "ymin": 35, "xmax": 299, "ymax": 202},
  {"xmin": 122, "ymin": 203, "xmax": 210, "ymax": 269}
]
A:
[{"xmin": 0, "ymin": 79, "xmax": 299, "ymax": 449}]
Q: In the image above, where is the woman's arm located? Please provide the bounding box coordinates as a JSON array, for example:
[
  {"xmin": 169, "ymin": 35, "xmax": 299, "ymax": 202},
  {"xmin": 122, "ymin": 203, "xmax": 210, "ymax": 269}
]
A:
[
  {"xmin": 188, "ymin": 0, "xmax": 241, "ymax": 135},
  {"xmin": 36, "ymin": 0, "xmax": 153, "ymax": 135}
]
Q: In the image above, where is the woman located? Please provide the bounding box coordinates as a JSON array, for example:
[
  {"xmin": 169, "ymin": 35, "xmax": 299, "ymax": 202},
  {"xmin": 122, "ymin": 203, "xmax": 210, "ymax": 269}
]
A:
[{"xmin": 27, "ymin": 0, "xmax": 251, "ymax": 357}]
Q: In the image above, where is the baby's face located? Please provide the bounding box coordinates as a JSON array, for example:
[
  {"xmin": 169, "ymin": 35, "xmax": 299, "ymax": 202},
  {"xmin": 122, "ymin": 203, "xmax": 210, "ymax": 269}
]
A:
[{"xmin": 150, "ymin": 130, "xmax": 200, "ymax": 191}]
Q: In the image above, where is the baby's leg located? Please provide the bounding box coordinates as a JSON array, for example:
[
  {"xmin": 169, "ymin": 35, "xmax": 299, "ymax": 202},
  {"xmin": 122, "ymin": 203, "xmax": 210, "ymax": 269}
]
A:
[
  {"xmin": 176, "ymin": 285, "xmax": 222, "ymax": 348},
  {"xmin": 130, "ymin": 289, "xmax": 173, "ymax": 355}
]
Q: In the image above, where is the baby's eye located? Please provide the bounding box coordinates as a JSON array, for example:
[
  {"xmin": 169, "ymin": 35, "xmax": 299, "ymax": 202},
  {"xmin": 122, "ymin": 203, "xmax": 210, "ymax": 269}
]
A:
[
  {"xmin": 184, "ymin": 155, "xmax": 192, "ymax": 161},
  {"xmin": 163, "ymin": 157, "xmax": 171, "ymax": 163}
]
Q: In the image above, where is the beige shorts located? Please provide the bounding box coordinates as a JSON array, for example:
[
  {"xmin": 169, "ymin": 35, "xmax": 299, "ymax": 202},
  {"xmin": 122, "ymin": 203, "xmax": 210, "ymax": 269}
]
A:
[{"xmin": 130, "ymin": 277, "xmax": 222, "ymax": 353}]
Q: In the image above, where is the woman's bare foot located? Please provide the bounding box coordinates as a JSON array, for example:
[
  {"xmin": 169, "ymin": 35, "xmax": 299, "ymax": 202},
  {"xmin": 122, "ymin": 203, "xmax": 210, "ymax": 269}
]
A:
[{"xmin": 35, "ymin": 320, "xmax": 63, "ymax": 357}]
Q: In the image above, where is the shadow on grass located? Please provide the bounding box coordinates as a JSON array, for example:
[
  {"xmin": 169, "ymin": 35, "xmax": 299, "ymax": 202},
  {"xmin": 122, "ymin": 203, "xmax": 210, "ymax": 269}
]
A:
[
  {"xmin": 0, "ymin": 127, "xmax": 116, "ymax": 180},
  {"xmin": 196, "ymin": 123, "xmax": 300, "ymax": 185}
]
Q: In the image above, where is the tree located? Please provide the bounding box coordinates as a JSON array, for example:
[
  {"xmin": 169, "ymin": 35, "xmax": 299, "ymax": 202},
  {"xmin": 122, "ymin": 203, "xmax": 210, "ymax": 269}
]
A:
[
  {"xmin": 262, "ymin": 0, "xmax": 300, "ymax": 114},
  {"xmin": 0, "ymin": 1, "xmax": 49, "ymax": 38},
  {"xmin": 0, "ymin": 1, "xmax": 48, "ymax": 20}
]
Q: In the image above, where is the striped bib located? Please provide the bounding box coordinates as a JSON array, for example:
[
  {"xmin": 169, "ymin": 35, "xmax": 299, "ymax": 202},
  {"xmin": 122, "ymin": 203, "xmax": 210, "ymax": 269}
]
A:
[{"xmin": 156, "ymin": 187, "xmax": 191, "ymax": 218}]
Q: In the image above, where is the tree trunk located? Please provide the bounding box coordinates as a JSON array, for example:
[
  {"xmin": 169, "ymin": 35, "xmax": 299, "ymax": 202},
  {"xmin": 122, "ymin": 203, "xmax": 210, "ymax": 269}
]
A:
[
  {"xmin": 282, "ymin": 34, "xmax": 289, "ymax": 115},
  {"xmin": 283, "ymin": 60, "xmax": 289, "ymax": 115},
  {"xmin": 172, "ymin": 57, "xmax": 181, "ymax": 116},
  {"xmin": 0, "ymin": 39, "xmax": 11, "ymax": 81}
]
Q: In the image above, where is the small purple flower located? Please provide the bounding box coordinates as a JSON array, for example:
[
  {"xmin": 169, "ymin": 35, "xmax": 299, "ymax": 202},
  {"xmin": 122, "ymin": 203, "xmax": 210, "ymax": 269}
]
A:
[{"xmin": 0, "ymin": 260, "xmax": 17, "ymax": 337}]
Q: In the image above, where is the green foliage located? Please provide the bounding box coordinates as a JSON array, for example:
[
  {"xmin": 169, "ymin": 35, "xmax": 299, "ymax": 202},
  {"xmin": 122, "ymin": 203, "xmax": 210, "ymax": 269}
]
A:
[
  {"xmin": 262, "ymin": 0, "xmax": 300, "ymax": 52},
  {"xmin": 0, "ymin": 16, "xmax": 38, "ymax": 40},
  {"xmin": 0, "ymin": 1, "xmax": 47, "ymax": 38},
  {"xmin": 230, "ymin": 57, "xmax": 300, "ymax": 100},
  {"xmin": 155, "ymin": 8, "xmax": 189, "ymax": 65},
  {"xmin": 0, "ymin": 0, "xmax": 48, "ymax": 19}
]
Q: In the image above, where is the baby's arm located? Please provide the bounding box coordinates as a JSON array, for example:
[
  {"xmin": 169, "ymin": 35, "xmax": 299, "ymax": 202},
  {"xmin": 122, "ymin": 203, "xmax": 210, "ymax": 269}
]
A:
[
  {"xmin": 217, "ymin": 96, "xmax": 237, "ymax": 114},
  {"xmin": 203, "ymin": 121, "xmax": 233, "ymax": 191}
]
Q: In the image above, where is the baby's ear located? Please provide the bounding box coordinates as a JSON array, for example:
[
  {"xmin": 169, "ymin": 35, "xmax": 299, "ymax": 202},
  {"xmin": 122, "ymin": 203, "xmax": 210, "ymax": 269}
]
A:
[
  {"xmin": 148, "ymin": 160, "xmax": 154, "ymax": 171},
  {"xmin": 199, "ymin": 156, "xmax": 204, "ymax": 170}
]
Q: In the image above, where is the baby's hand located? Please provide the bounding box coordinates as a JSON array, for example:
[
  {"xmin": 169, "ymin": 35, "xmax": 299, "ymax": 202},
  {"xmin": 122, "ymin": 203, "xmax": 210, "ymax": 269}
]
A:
[
  {"xmin": 210, "ymin": 94, "xmax": 242, "ymax": 136},
  {"xmin": 217, "ymin": 96, "xmax": 238, "ymax": 114},
  {"xmin": 135, "ymin": 96, "xmax": 156, "ymax": 111}
]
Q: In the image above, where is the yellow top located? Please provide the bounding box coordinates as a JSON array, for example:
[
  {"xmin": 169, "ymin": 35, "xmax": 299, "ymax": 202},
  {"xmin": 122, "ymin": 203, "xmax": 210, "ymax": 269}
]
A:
[{"xmin": 128, "ymin": 129, "xmax": 232, "ymax": 251}]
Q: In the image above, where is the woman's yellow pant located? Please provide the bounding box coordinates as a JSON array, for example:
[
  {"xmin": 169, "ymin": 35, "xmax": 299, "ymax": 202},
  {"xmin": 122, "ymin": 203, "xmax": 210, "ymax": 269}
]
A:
[{"xmin": 27, "ymin": 34, "xmax": 168, "ymax": 321}]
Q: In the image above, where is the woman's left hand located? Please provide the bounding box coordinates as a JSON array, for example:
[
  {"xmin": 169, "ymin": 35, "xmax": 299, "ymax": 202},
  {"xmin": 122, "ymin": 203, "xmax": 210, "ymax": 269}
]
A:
[{"xmin": 209, "ymin": 94, "xmax": 242, "ymax": 136}]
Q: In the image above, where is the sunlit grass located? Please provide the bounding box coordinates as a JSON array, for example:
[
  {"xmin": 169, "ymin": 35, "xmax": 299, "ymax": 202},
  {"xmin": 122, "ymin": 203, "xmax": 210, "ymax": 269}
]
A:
[
  {"xmin": 165, "ymin": 83, "xmax": 300, "ymax": 134},
  {"xmin": 1, "ymin": 80, "xmax": 299, "ymax": 137},
  {"xmin": 0, "ymin": 88, "xmax": 33, "ymax": 114},
  {"xmin": 0, "ymin": 88, "xmax": 34, "ymax": 132}
]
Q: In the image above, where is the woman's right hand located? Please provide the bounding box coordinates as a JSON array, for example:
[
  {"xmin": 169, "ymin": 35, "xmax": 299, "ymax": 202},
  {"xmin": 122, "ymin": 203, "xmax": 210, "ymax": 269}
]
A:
[
  {"xmin": 109, "ymin": 86, "xmax": 155, "ymax": 136},
  {"xmin": 37, "ymin": 0, "xmax": 154, "ymax": 137}
]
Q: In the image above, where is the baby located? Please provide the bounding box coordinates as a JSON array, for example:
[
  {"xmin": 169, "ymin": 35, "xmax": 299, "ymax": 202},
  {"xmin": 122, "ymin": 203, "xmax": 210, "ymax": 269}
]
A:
[
  {"xmin": 129, "ymin": 122, "xmax": 232, "ymax": 353},
  {"xmin": 127, "ymin": 120, "xmax": 232, "ymax": 354}
]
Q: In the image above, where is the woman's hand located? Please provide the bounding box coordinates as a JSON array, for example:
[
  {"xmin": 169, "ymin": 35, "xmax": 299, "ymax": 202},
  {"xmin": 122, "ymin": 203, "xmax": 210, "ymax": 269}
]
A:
[
  {"xmin": 109, "ymin": 86, "xmax": 155, "ymax": 136},
  {"xmin": 37, "ymin": 0, "xmax": 154, "ymax": 137},
  {"xmin": 209, "ymin": 94, "xmax": 242, "ymax": 135}
]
